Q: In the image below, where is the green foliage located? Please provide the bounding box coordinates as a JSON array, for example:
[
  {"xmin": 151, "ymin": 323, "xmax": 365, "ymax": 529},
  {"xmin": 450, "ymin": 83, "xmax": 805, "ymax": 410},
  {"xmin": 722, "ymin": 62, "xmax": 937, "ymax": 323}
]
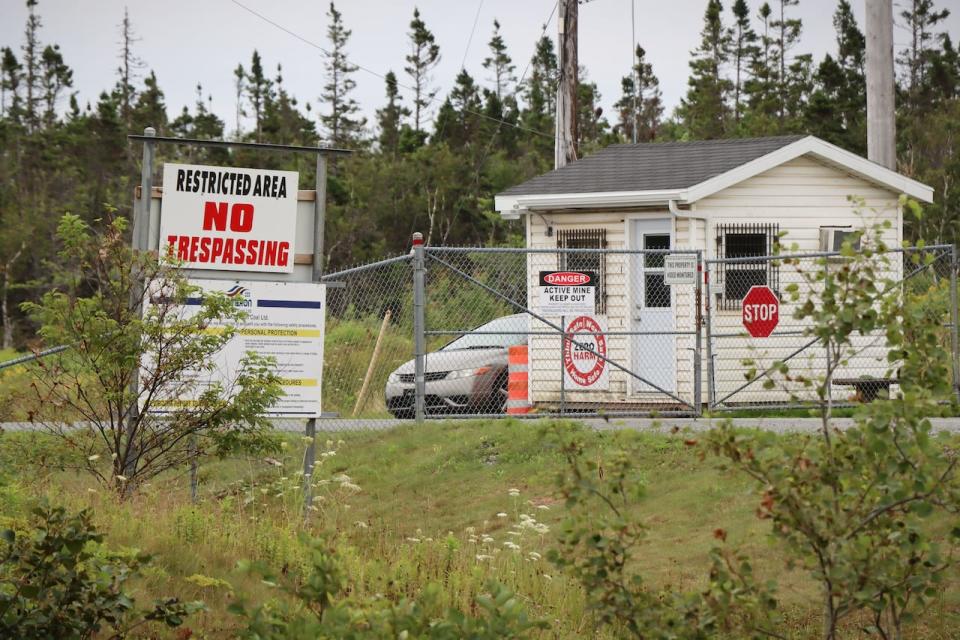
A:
[
  {"xmin": 0, "ymin": 502, "xmax": 202, "ymax": 639},
  {"xmin": 545, "ymin": 423, "xmax": 780, "ymax": 638},
  {"xmin": 705, "ymin": 218, "xmax": 960, "ymax": 639},
  {"xmin": 229, "ymin": 535, "xmax": 548, "ymax": 639},
  {"xmin": 19, "ymin": 212, "xmax": 282, "ymax": 495}
]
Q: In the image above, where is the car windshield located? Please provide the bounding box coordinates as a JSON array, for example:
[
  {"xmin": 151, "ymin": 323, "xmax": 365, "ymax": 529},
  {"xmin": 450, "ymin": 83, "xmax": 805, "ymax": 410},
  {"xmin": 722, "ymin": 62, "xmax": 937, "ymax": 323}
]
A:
[{"xmin": 440, "ymin": 315, "xmax": 528, "ymax": 351}]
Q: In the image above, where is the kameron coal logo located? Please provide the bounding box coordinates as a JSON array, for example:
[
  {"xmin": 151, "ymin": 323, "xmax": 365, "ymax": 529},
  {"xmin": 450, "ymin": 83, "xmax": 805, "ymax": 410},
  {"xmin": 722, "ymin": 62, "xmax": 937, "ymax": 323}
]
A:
[{"xmin": 225, "ymin": 285, "xmax": 253, "ymax": 308}]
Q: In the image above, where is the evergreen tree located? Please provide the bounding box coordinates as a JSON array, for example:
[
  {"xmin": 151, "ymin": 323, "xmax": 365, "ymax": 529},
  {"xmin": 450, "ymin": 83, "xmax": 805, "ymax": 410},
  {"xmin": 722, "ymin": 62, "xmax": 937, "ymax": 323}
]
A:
[
  {"xmin": 245, "ymin": 50, "xmax": 272, "ymax": 141},
  {"xmin": 265, "ymin": 64, "xmax": 316, "ymax": 147},
  {"xmin": 22, "ymin": 0, "xmax": 43, "ymax": 132},
  {"xmin": 770, "ymin": 0, "xmax": 802, "ymax": 125},
  {"xmin": 115, "ymin": 7, "xmax": 143, "ymax": 129},
  {"xmin": 319, "ymin": 2, "xmax": 364, "ymax": 147},
  {"xmin": 804, "ymin": 0, "xmax": 865, "ymax": 152},
  {"xmin": 730, "ymin": 0, "xmax": 757, "ymax": 125},
  {"xmin": 743, "ymin": 2, "xmax": 780, "ymax": 134},
  {"xmin": 898, "ymin": 0, "xmax": 951, "ymax": 113},
  {"xmin": 232, "ymin": 63, "xmax": 245, "ymax": 138},
  {"xmin": 613, "ymin": 44, "xmax": 663, "ymax": 142},
  {"xmin": 1, "ymin": 48, "xmax": 22, "ymax": 119},
  {"xmin": 39, "ymin": 44, "xmax": 71, "ymax": 126},
  {"xmin": 520, "ymin": 34, "xmax": 557, "ymax": 150},
  {"xmin": 680, "ymin": 0, "xmax": 732, "ymax": 139},
  {"xmin": 483, "ymin": 20, "xmax": 516, "ymax": 101},
  {"xmin": 434, "ymin": 69, "xmax": 482, "ymax": 149},
  {"xmin": 577, "ymin": 69, "xmax": 610, "ymax": 150},
  {"xmin": 376, "ymin": 70, "xmax": 410, "ymax": 155},
  {"xmin": 130, "ymin": 70, "xmax": 166, "ymax": 134},
  {"xmin": 404, "ymin": 7, "xmax": 440, "ymax": 134}
]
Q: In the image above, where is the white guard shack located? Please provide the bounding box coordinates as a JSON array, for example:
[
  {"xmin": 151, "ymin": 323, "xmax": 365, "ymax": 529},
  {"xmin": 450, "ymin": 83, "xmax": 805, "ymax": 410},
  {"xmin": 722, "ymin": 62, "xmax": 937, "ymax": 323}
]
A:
[{"xmin": 494, "ymin": 135, "xmax": 934, "ymax": 409}]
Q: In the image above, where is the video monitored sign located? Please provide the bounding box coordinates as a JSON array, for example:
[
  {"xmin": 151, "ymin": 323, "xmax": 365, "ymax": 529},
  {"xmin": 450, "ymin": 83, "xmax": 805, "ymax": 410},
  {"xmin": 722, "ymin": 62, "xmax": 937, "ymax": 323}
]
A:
[{"xmin": 538, "ymin": 270, "xmax": 596, "ymax": 316}]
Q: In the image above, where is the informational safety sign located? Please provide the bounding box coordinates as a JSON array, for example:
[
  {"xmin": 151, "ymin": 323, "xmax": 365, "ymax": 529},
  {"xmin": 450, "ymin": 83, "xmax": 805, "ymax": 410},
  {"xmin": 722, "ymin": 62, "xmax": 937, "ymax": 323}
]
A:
[
  {"xmin": 562, "ymin": 315, "xmax": 609, "ymax": 390},
  {"xmin": 159, "ymin": 163, "xmax": 299, "ymax": 273},
  {"xmin": 663, "ymin": 255, "xmax": 697, "ymax": 285},
  {"xmin": 146, "ymin": 280, "xmax": 325, "ymax": 417},
  {"xmin": 539, "ymin": 270, "xmax": 596, "ymax": 316}
]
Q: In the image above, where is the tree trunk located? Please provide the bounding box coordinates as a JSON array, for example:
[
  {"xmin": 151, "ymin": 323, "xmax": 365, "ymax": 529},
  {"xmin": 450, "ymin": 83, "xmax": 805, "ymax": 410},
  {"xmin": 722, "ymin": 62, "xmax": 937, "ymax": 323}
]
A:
[{"xmin": 1, "ymin": 241, "xmax": 25, "ymax": 350}]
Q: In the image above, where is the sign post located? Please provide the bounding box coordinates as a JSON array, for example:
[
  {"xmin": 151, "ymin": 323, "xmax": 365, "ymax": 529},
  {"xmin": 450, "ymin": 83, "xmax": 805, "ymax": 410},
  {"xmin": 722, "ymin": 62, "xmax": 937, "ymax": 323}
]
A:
[{"xmin": 742, "ymin": 285, "xmax": 780, "ymax": 338}]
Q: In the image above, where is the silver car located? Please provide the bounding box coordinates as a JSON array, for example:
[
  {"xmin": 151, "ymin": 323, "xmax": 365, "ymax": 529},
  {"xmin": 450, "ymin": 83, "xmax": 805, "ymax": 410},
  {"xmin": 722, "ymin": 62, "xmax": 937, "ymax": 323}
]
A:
[{"xmin": 385, "ymin": 314, "xmax": 528, "ymax": 418}]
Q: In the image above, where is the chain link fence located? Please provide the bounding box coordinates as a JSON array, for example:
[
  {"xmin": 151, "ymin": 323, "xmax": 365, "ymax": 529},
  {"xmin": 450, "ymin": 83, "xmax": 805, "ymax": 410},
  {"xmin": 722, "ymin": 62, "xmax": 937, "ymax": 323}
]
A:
[
  {"xmin": 705, "ymin": 245, "xmax": 958, "ymax": 410},
  {"xmin": 2, "ymin": 244, "xmax": 957, "ymax": 432}
]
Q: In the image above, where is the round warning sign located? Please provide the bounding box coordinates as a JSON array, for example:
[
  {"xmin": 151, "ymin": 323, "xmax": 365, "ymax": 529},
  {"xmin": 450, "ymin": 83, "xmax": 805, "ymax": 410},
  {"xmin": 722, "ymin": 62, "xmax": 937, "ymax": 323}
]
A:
[{"xmin": 562, "ymin": 315, "xmax": 608, "ymax": 389}]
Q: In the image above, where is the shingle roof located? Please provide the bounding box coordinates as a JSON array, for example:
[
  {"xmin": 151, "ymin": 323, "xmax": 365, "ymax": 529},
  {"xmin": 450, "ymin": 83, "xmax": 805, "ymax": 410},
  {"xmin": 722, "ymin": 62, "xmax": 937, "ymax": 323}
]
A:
[{"xmin": 499, "ymin": 135, "xmax": 807, "ymax": 196}]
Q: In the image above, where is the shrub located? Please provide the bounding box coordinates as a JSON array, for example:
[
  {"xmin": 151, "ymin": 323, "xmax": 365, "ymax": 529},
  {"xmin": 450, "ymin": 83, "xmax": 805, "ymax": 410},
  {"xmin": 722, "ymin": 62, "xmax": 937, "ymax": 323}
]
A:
[{"xmin": 0, "ymin": 502, "xmax": 203, "ymax": 639}]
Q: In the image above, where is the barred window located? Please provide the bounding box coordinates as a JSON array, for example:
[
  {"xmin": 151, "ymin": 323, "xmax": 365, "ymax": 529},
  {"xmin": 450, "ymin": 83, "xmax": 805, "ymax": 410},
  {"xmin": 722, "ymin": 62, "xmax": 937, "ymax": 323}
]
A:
[
  {"xmin": 716, "ymin": 223, "xmax": 779, "ymax": 310},
  {"xmin": 558, "ymin": 228, "xmax": 607, "ymax": 313}
]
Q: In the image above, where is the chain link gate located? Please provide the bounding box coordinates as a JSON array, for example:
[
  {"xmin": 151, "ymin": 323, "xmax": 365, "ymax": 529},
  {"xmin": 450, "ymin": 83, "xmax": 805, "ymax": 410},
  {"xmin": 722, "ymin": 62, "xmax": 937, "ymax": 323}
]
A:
[{"xmin": 704, "ymin": 244, "xmax": 959, "ymax": 411}]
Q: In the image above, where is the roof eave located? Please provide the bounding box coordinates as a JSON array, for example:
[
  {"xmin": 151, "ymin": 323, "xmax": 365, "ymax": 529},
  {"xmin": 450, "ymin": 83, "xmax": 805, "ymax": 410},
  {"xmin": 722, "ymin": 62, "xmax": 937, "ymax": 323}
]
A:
[{"xmin": 495, "ymin": 189, "xmax": 687, "ymax": 216}]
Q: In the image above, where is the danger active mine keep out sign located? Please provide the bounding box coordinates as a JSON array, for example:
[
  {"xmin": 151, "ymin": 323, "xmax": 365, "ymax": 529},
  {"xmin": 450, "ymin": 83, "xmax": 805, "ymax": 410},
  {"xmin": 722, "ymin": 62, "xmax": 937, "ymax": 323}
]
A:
[
  {"xmin": 160, "ymin": 163, "xmax": 299, "ymax": 273},
  {"xmin": 539, "ymin": 270, "xmax": 596, "ymax": 316}
]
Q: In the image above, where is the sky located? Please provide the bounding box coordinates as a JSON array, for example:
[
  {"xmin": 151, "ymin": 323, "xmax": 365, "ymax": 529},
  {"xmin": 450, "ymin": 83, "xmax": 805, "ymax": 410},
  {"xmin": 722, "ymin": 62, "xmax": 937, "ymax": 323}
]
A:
[{"xmin": 2, "ymin": 0, "xmax": 960, "ymax": 139}]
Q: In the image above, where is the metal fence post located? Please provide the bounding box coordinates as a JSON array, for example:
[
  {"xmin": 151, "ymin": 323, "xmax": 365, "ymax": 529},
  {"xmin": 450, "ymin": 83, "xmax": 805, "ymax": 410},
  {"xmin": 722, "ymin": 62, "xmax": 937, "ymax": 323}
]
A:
[
  {"xmin": 951, "ymin": 245, "xmax": 960, "ymax": 403},
  {"xmin": 303, "ymin": 154, "xmax": 327, "ymax": 521},
  {"xmin": 704, "ymin": 259, "xmax": 715, "ymax": 409},
  {"xmin": 413, "ymin": 233, "xmax": 426, "ymax": 424},
  {"xmin": 127, "ymin": 126, "xmax": 155, "ymax": 486},
  {"xmin": 560, "ymin": 315, "xmax": 566, "ymax": 414},
  {"xmin": 694, "ymin": 251, "xmax": 703, "ymax": 416}
]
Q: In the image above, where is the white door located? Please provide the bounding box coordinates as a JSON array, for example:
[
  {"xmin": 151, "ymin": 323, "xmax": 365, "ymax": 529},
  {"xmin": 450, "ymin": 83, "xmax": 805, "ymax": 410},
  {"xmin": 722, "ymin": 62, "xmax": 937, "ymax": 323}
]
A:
[{"xmin": 631, "ymin": 219, "xmax": 675, "ymax": 393}]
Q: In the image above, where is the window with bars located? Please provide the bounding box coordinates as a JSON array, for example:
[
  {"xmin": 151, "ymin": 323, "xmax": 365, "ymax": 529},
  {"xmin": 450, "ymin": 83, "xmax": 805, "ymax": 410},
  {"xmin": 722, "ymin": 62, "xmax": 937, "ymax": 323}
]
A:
[
  {"xmin": 716, "ymin": 223, "xmax": 779, "ymax": 310},
  {"xmin": 558, "ymin": 228, "xmax": 607, "ymax": 313}
]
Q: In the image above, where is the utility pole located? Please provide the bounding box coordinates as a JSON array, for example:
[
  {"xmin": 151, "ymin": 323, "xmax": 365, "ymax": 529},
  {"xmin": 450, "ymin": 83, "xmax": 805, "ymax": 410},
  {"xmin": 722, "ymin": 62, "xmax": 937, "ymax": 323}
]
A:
[
  {"xmin": 631, "ymin": 0, "xmax": 638, "ymax": 145},
  {"xmin": 865, "ymin": 0, "xmax": 896, "ymax": 170},
  {"xmin": 555, "ymin": 0, "xmax": 578, "ymax": 169}
]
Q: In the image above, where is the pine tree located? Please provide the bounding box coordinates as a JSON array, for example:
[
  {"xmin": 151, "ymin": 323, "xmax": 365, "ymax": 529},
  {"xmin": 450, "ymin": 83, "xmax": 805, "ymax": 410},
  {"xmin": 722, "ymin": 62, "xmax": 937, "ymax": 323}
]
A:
[
  {"xmin": 131, "ymin": 70, "xmax": 166, "ymax": 133},
  {"xmin": 483, "ymin": 20, "xmax": 516, "ymax": 101},
  {"xmin": 680, "ymin": 0, "xmax": 732, "ymax": 139},
  {"xmin": 730, "ymin": 0, "xmax": 757, "ymax": 125},
  {"xmin": 232, "ymin": 63, "xmax": 245, "ymax": 138},
  {"xmin": 1, "ymin": 48, "xmax": 23, "ymax": 120},
  {"xmin": 320, "ymin": 2, "xmax": 364, "ymax": 147},
  {"xmin": 898, "ymin": 0, "xmax": 951, "ymax": 112},
  {"xmin": 116, "ymin": 7, "xmax": 143, "ymax": 129},
  {"xmin": 520, "ymin": 34, "xmax": 557, "ymax": 154},
  {"xmin": 22, "ymin": 0, "xmax": 43, "ymax": 132},
  {"xmin": 245, "ymin": 50, "xmax": 272, "ymax": 141},
  {"xmin": 434, "ymin": 69, "xmax": 483, "ymax": 149},
  {"xmin": 39, "ymin": 44, "xmax": 71, "ymax": 126},
  {"xmin": 404, "ymin": 7, "xmax": 440, "ymax": 133},
  {"xmin": 577, "ymin": 69, "xmax": 609, "ymax": 150},
  {"xmin": 770, "ymin": 0, "xmax": 802, "ymax": 125},
  {"xmin": 742, "ymin": 1, "xmax": 779, "ymax": 134},
  {"xmin": 613, "ymin": 45, "xmax": 663, "ymax": 142},
  {"xmin": 376, "ymin": 70, "xmax": 409, "ymax": 155}
]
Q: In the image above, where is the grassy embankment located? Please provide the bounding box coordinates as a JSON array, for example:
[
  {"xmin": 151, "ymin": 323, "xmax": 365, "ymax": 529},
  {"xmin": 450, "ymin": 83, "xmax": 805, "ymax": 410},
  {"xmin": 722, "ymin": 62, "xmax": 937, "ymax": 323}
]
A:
[{"xmin": 1, "ymin": 419, "xmax": 958, "ymax": 638}]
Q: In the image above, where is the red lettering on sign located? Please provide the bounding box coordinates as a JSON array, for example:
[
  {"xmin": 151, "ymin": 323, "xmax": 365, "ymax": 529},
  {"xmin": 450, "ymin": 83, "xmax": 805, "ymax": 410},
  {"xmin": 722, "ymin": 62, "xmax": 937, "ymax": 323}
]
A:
[
  {"xmin": 203, "ymin": 201, "xmax": 228, "ymax": 231},
  {"xmin": 230, "ymin": 203, "xmax": 254, "ymax": 232}
]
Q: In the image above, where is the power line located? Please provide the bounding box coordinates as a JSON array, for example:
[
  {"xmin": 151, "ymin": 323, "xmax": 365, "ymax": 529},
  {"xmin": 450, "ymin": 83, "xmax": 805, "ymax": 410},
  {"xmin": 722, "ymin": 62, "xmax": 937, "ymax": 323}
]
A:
[{"xmin": 228, "ymin": 0, "xmax": 554, "ymax": 140}]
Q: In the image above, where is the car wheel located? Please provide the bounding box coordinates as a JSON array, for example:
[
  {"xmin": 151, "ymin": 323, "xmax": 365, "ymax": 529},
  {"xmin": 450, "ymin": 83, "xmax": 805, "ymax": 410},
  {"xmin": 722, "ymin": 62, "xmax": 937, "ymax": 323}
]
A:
[
  {"xmin": 495, "ymin": 372, "xmax": 509, "ymax": 414},
  {"xmin": 389, "ymin": 409, "xmax": 414, "ymax": 420}
]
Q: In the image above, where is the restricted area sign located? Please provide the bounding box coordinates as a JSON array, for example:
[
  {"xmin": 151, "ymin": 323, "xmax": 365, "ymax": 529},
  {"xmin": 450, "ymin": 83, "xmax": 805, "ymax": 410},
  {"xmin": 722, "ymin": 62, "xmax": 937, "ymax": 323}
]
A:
[
  {"xmin": 562, "ymin": 315, "xmax": 609, "ymax": 390},
  {"xmin": 742, "ymin": 285, "xmax": 780, "ymax": 338}
]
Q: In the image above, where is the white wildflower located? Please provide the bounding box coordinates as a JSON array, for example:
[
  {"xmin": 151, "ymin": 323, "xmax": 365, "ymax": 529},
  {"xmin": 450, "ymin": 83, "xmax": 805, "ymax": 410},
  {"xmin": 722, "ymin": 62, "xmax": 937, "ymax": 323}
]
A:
[
  {"xmin": 542, "ymin": 573, "xmax": 553, "ymax": 581},
  {"xmin": 354, "ymin": 521, "xmax": 369, "ymax": 529},
  {"xmin": 481, "ymin": 535, "xmax": 495, "ymax": 543},
  {"xmin": 341, "ymin": 481, "xmax": 362, "ymax": 493},
  {"xmin": 475, "ymin": 554, "xmax": 493, "ymax": 561},
  {"xmin": 496, "ymin": 512, "xmax": 508, "ymax": 518},
  {"xmin": 528, "ymin": 552, "xmax": 542, "ymax": 561},
  {"xmin": 321, "ymin": 451, "xmax": 336, "ymax": 458},
  {"xmin": 508, "ymin": 488, "xmax": 520, "ymax": 497},
  {"xmin": 332, "ymin": 473, "xmax": 352, "ymax": 483},
  {"xmin": 503, "ymin": 541, "xmax": 521, "ymax": 551},
  {"xmin": 406, "ymin": 537, "xmax": 421, "ymax": 544},
  {"xmin": 87, "ymin": 454, "xmax": 100, "ymax": 461},
  {"xmin": 537, "ymin": 504, "xmax": 550, "ymax": 511}
]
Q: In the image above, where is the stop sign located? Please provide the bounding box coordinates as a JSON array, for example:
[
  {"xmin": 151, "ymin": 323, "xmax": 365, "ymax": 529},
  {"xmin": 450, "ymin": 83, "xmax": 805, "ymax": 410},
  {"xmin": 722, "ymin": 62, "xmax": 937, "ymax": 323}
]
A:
[{"xmin": 742, "ymin": 286, "xmax": 780, "ymax": 338}]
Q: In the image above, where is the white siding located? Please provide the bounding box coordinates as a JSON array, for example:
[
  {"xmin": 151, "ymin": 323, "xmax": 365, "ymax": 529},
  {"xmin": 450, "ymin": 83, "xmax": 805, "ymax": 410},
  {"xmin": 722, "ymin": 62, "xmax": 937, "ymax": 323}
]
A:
[
  {"xmin": 700, "ymin": 156, "xmax": 903, "ymax": 406},
  {"xmin": 522, "ymin": 155, "xmax": 905, "ymax": 409}
]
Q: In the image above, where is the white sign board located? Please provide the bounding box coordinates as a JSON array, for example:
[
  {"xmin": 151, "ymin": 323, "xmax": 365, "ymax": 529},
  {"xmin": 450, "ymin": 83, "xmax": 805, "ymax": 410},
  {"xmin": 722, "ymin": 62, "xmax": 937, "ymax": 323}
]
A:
[
  {"xmin": 146, "ymin": 280, "xmax": 325, "ymax": 417},
  {"xmin": 160, "ymin": 163, "xmax": 299, "ymax": 273},
  {"xmin": 562, "ymin": 315, "xmax": 609, "ymax": 391},
  {"xmin": 663, "ymin": 255, "xmax": 697, "ymax": 285},
  {"xmin": 538, "ymin": 270, "xmax": 596, "ymax": 316}
]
